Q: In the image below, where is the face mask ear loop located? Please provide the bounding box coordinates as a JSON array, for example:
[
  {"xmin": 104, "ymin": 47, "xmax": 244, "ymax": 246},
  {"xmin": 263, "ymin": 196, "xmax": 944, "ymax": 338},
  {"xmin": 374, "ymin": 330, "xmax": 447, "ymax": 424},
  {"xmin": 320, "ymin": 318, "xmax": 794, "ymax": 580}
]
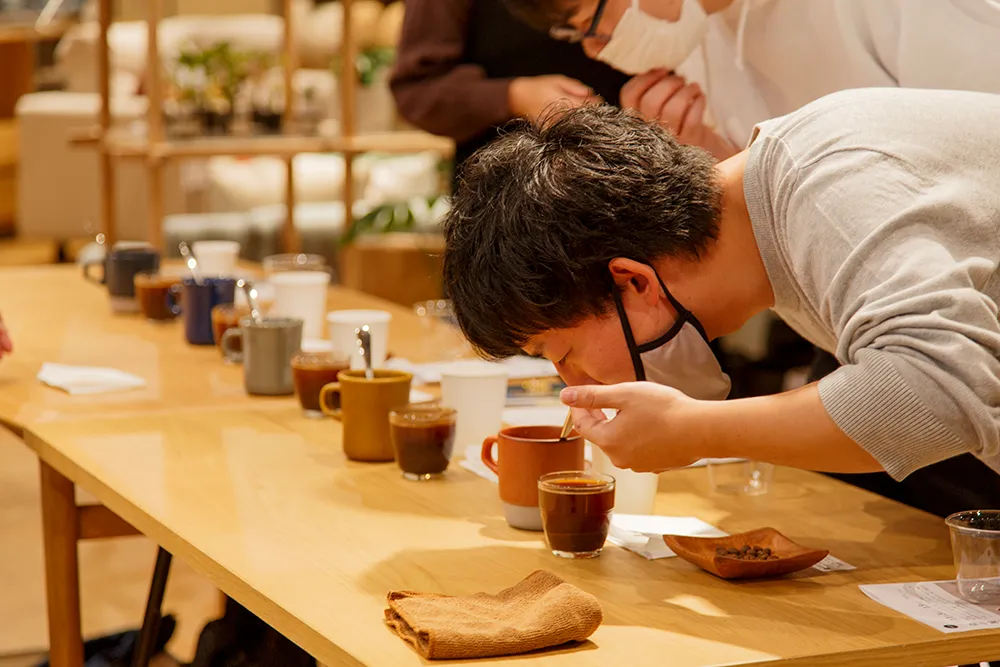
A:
[
  {"xmin": 652, "ymin": 270, "xmax": 712, "ymax": 343},
  {"xmin": 612, "ymin": 288, "xmax": 647, "ymax": 382}
]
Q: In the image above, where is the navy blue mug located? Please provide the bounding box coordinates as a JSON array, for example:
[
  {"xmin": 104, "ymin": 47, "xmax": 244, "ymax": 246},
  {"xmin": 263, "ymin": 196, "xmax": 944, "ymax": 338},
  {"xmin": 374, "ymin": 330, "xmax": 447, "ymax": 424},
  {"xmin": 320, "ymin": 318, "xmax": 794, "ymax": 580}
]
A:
[{"xmin": 182, "ymin": 277, "xmax": 236, "ymax": 345}]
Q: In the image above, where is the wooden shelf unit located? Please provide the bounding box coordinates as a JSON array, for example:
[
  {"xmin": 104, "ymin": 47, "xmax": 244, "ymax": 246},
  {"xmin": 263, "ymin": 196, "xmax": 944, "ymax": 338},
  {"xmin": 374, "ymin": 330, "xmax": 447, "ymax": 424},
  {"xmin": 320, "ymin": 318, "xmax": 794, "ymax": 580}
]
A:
[
  {"xmin": 88, "ymin": 0, "xmax": 452, "ymax": 251},
  {"xmin": 72, "ymin": 128, "xmax": 455, "ymax": 159}
]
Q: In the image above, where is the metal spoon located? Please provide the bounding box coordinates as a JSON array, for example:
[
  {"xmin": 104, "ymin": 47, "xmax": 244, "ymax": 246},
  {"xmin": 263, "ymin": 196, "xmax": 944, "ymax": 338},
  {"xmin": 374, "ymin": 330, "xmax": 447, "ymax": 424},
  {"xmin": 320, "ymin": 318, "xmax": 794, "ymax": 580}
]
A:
[
  {"xmin": 356, "ymin": 325, "xmax": 374, "ymax": 380},
  {"xmin": 558, "ymin": 408, "xmax": 574, "ymax": 441},
  {"xmin": 236, "ymin": 279, "xmax": 264, "ymax": 326},
  {"xmin": 178, "ymin": 242, "xmax": 202, "ymax": 284}
]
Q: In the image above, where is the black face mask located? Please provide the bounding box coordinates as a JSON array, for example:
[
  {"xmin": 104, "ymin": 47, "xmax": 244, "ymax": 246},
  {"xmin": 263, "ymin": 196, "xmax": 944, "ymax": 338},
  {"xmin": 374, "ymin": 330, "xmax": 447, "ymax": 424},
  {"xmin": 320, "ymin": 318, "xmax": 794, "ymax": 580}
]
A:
[{"xmin": 611, "ymin": 267, "xmax": 731, "ymax": 400}]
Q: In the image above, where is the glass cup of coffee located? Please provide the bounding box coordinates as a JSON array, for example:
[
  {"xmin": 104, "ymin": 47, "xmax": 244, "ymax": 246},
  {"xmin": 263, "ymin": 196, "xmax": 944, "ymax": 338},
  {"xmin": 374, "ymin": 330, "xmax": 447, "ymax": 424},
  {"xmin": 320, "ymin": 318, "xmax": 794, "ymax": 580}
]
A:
[
  {"xmin": 134, "ymin": 271, "xmax": 181, "ymax": 321},
  {"xmin": 211, "ymin": 304, "xmax": 249, "ymax": 356},
  {"xmin": 538, "ymin": 471, "xmax": 616, "ymax": 559},
  {"xmin": 389, "ymin": 404, "xmax": 457, "ymax": 481},
  {"xmin": 291, "ymin": 351, "xmax": 351, "ymax": 419}
]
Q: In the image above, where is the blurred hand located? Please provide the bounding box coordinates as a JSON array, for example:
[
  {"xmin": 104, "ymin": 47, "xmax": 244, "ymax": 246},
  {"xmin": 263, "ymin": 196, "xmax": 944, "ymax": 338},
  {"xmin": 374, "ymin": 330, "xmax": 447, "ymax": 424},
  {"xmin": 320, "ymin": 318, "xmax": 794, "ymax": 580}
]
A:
[
  {"xmin": 508, "ymin": 75, "xmax": 599, "ymax": 122},
  {"xmin": 561, "ymin": 382, "xmax": 703, "ymax": 472},
  {"xmin": 0, "ymin": 314, "xmax": 13, "ymax": 359},
  {"xmin": 620, "ymin": 70, "xmax": 736, "ymax": 160}
]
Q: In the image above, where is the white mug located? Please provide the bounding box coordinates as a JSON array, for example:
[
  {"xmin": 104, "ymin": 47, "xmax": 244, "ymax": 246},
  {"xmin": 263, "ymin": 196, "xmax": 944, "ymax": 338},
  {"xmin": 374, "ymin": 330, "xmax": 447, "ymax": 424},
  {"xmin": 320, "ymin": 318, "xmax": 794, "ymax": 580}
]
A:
[
  {"xmin": 440, "ymin": 361, "xmax": 509, "ymax": 449},
  {"xmin": 327, "ymin": 309, "xmax": 391, "ymax": 369},
  {"xmin": 269, "ymin": 271, "xmax": 330, "ymax": 340},
  {"xmin": 590, "ymin": 445, "xmax": 659, "ymax": 515},
  {"xmin": 192, "ymin": 240, "xmax": 240, "ymax": 277}
]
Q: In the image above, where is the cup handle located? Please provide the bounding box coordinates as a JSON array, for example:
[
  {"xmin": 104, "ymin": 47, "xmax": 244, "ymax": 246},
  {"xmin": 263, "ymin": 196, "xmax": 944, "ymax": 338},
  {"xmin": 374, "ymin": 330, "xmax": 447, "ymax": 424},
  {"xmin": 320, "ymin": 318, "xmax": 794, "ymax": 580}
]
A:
[
  {"xmin": 168, "ymin": 283, "xmax": 183, "ymax": 316},
  {"xmin": 319, "ymin": 383, "xmax": 342, "ymax": 420},
  {"xmin": 481, "ymin": 435, "xmax": 500, "ymax": 475},
  {"xmin": 220, "ymin": 328, "xmax": 243, "ymax": 363},
  {"xmin": 82, "ymin": 258, "xmax": 105, "ymax": 284}
]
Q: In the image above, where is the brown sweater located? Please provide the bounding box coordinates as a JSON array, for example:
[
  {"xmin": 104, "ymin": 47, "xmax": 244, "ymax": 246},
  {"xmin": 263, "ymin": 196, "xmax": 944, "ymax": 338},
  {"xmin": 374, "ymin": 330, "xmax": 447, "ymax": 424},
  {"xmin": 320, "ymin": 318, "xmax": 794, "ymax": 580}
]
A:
[
  {"xmin": 390, "ymin": 0, "xmax": 513, "ymax": 144},
  {"xmin": 390, "ymin": 0, "xmax": 630, "ymax": 158}
]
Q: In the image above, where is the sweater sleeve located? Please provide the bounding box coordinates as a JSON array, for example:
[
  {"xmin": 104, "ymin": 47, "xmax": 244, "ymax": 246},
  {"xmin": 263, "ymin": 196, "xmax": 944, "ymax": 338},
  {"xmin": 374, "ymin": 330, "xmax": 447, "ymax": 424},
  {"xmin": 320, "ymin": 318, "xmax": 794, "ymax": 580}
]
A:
[
  {"xmin": 781, "ymin": 149, "xmax": 1000, "ymax": 480},
  {"xmin": 389, "ymin": 0, "xmax": 514, "ymax": 143}
]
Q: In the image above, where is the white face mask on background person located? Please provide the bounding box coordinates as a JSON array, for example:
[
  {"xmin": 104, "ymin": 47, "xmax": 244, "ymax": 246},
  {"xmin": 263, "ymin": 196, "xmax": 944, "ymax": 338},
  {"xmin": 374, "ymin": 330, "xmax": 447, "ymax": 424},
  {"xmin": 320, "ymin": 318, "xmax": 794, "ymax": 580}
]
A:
[
  {"xmin": 611, "ymin": 265, "xmax": 731, "ymax": 401},
  {"xmin": 596, "ymin": 0, "xmax": 710, "ymax": 75}
]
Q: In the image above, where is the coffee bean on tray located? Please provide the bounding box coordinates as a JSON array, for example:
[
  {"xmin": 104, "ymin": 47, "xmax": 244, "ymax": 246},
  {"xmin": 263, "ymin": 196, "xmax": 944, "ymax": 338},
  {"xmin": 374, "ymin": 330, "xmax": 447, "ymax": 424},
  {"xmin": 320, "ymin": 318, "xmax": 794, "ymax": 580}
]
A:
[{"xmin": 718, "ymin": 544, "xmax": 779, "ymax": 561}]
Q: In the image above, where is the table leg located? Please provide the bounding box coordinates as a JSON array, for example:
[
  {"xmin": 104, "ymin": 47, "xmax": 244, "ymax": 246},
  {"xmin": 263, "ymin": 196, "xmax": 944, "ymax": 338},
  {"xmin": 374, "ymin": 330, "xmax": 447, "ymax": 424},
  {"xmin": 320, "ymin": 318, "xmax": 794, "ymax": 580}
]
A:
[
  {"xmin": 131, "ymin": 547, "xmax": 172, "ymax": 667},
  {"xmin": 39, "ymin": 461, "xmax": 84, "ymax": 667}
]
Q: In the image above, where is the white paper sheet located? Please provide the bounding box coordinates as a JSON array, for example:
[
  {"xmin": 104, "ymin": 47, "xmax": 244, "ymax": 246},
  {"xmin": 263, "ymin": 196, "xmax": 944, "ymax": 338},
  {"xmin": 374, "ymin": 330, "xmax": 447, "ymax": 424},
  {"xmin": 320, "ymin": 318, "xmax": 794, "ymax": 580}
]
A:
[
  {"xmin": 860, "ymin": 580, "xmax": 1000, "ymax": 633},
  {"xmin": 609, "ymin": 514, "xmax": 728, "ymax": 559}
]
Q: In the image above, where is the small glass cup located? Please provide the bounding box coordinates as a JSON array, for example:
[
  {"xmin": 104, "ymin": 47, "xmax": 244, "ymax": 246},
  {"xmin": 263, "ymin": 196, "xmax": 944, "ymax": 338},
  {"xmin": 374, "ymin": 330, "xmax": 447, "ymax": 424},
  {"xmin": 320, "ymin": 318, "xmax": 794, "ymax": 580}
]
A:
[
  {"xmin": 707, "ymin": 461, "xmax": 775, "ymax": 496},
  {"xmin": 538, "ymin": 471, "xmax": 615, "ymax": 559},
  {"xmin": 946, "ymin": 510, "xmax": 1000, "ymax": 603},
  {"xmin": 412, "ymin": 299, "xmax": 467, "ymax": 360},
  {"xmin": 263, "ymin": 253, "xmax": 328, "ymax": 279},
  {"xmin": 291, "ymin": 351, "xmax": 351, "ymax": 419},
  {"xmin": 211, "ymin": 304, "xmax": 249, "ymax": 356},
  {"xmin": 389, "ymin": 404, "xmax": 457, "ymax": 481},
  {"xmin": 134, "ymin": 271, "xmax": 181, "ymax": 322}
]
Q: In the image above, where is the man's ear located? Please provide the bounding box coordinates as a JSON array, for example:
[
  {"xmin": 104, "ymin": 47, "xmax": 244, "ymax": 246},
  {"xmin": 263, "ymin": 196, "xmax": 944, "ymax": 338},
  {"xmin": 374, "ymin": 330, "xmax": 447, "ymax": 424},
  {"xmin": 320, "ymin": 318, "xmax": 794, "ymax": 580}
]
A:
[{"xmin": 608, "ymin": 258, "xmax": 660, "ymax": 307}]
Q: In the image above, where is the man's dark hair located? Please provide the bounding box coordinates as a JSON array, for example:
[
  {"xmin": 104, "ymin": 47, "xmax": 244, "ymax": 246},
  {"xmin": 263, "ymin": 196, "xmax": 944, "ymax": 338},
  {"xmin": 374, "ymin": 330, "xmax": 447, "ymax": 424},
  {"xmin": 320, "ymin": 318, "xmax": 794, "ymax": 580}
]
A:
[{"xmin": 442, "ymin": 104, "xmax": 722, "ymax": 360}]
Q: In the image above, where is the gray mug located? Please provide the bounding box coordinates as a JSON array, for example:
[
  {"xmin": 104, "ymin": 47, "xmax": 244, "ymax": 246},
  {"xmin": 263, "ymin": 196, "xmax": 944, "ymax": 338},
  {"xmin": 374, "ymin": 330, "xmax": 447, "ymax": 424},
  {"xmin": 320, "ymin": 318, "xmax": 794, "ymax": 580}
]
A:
[{"xmin": 221, "ymin": 317, "xmax": 303, "ymax": 396}]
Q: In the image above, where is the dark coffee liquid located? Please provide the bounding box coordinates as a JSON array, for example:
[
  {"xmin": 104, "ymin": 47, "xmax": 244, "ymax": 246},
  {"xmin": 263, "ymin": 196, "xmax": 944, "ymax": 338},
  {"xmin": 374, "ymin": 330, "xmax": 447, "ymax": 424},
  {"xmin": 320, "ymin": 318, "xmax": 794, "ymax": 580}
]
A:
[
  {"xmin": 390, "ymin": 421, "xmax": 456, "ymax": 476},
  {"xmin": 292, "ymin": 363, "xmax": 349, "ymax": 413},
  {"xmin": 211, "ymin": 308, "xmax": 245, "ymax": 348},
  {"xmin": 136, "ymin": 278, "xmax": 178, "ymax": 321},
  {"xmin": 539, "ymin": 480, "xmax": 615, "ymax": 554}
]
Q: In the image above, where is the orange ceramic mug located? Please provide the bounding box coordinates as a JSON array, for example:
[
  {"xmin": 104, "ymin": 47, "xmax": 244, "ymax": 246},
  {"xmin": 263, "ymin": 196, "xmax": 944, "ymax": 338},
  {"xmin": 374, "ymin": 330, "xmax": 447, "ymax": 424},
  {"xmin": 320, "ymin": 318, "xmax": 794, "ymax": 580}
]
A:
[{"xmin": 481, "ymin": 425, "xmax": 585, "ymax": 531}]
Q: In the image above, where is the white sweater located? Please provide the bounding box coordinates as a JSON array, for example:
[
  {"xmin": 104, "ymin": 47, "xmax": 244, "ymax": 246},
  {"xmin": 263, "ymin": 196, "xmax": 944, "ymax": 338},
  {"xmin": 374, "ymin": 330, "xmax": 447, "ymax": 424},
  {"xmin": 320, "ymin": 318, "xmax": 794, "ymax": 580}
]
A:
[
  {"xmin": 680, "ymin": 0, "xmax": 1000, "ymax": 145},
  {"xmin": 743, "ymin": 87, "xmax": 1000, "ymax": 480}
]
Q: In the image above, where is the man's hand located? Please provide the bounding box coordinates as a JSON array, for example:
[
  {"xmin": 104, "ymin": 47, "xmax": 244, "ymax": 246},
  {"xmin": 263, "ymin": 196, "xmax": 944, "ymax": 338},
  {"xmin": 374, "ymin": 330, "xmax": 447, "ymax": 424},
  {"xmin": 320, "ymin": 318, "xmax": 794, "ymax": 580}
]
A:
[
  {"xmin": 562, "ymin": 381, "xmax": 885, "ymax": 475},
  {"xmin": 0, "ymin": 314, "xmax": 12, "ymax": 359},
  {"xmin": 561, "ymin": 382, "xmax": 701, "ymax": 472},
  {"xmin": 620, "ymin": 70, "xmax": 737, "ymax": 161},
  {"xmin": 508, "ymin": 75, "xmax": 598, "ymax": 122}
]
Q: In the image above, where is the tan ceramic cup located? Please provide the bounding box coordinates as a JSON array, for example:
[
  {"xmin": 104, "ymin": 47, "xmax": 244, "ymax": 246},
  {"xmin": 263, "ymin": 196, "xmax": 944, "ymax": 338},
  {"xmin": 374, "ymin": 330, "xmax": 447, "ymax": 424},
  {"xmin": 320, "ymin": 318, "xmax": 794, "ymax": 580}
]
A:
[
  {"xmin": 320, "ymin": 369, "xmax": 413, "ymax": 462},
  {"xmin": 481, "ymin": 425, "xmax": 585, "ymax": 531}
]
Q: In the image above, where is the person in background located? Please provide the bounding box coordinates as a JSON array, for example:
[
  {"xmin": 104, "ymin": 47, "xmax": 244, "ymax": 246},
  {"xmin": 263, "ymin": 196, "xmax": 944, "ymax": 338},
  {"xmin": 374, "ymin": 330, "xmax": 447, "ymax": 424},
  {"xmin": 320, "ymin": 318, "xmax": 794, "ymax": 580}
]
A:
[
  {"xmin": 441, "ymin": 90, "xmax": 1000, "ymax": 518},
  {"xmin": 390, "ymin": 0, "xmax": 631, "ymax": 175},
  {"xmin": 502, "ymin": 0, "xmax": 1000, "ymax": 160},
  {"xmin": 0, "ymin": 316, "xmax": 12, "ymax": 359}
]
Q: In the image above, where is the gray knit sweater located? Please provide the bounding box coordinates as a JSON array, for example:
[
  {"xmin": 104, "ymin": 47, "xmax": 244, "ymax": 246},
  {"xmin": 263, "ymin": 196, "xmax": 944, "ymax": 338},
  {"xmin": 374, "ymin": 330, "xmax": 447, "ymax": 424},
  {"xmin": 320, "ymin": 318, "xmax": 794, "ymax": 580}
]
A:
[{"xmin": 743, "ymin": 87, "xmax": 1000, "ymax": 480}]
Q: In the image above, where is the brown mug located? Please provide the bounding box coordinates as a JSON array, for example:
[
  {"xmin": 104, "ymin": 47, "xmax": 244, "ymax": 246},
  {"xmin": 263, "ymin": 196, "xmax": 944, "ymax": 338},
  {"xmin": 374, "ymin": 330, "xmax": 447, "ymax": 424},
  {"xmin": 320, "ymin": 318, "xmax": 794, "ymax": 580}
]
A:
[
  {"xmin": 481, "ymin": 425, "xmax": 585, "ymax": 531},
  {"xmin": 320, "ymin": 369, "xmax": 413, "ymax": 462}
]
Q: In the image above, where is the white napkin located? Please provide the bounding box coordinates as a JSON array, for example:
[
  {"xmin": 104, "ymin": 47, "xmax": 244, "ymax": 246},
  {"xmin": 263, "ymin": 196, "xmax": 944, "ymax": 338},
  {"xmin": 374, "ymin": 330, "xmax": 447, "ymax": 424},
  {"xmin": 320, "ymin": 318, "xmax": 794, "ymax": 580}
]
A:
[
  {"xmin": 38, "ymin": 363, "xmax": 146, "ymax": 395},
  {"xmin": 609, "ymin": 514, "xmax": 728, "ymax": 559}
]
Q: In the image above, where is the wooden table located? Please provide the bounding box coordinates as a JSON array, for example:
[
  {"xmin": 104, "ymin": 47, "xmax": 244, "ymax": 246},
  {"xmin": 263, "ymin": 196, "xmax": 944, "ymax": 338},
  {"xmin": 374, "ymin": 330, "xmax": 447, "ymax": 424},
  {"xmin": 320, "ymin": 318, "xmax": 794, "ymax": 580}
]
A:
[{"xmin": 2, "ymin": 266, "xmax": 998, "ymax": 667}]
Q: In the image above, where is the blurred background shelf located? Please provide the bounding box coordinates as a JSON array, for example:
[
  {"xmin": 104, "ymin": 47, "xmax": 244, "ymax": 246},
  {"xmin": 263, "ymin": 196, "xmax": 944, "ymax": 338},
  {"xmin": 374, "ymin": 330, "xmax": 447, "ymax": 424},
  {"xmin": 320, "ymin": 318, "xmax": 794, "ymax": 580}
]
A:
[{"xmin": 72, "ymin": 126, "xmax": 454, "ymax": 158}]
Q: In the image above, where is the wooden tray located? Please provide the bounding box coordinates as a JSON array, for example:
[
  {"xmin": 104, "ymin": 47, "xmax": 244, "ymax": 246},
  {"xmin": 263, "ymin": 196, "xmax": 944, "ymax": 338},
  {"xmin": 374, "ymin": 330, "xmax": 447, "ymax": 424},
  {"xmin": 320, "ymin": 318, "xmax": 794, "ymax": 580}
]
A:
[{"xmin": 663, "ymin": 527, "xmax": 829, "ymax": 580}]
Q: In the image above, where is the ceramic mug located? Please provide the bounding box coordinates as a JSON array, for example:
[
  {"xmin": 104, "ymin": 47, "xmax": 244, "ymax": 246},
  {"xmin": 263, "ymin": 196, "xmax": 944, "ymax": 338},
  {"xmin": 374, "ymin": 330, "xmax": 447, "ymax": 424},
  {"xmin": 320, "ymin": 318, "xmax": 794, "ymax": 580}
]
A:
[
  {"xmin": 83, "ymin": 245, "xmax": 160, "ymax": 314},
  {"xmin": 320, "ymin": 369, "xmax": 413, "ymax": 462},
  {"xmin": 221, "ymin": 317, "xmax": 303, "ymax": 396},
  {"xmin": 481, "ymin": 425, "xmax": 585, "ymax": 531}
]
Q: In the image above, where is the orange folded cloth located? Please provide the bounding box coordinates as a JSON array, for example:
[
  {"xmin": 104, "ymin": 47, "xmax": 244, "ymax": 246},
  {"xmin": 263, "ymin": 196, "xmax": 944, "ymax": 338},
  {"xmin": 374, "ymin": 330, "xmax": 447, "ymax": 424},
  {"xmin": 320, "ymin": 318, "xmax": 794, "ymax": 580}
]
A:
[{"xmin": 384, "ymin": 570, "xmax": 603, "ymax": 660}]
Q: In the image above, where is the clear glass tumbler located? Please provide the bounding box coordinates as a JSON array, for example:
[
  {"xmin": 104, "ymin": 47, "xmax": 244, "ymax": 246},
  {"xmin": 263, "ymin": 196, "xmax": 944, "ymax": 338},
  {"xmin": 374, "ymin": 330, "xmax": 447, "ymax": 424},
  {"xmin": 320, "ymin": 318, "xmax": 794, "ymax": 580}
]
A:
[
  {"xmin": 707, "ymin": 460, "xmax": 775, "ymax": 496},
  {"xmin": 946, "ymin": 510, "xmax": 1000, "ymax": 603},
  {"xmin": 262, "ymin": 253, "xmax": 328, "ymax": 279}
]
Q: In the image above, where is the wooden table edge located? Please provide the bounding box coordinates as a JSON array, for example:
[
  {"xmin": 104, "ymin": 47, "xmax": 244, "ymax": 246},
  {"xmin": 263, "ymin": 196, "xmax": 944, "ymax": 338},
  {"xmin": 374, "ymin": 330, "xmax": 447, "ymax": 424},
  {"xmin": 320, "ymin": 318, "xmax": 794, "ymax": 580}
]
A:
[{"xmin": 23, "ymin": 428, "xmax": 367, "ymax": 667}]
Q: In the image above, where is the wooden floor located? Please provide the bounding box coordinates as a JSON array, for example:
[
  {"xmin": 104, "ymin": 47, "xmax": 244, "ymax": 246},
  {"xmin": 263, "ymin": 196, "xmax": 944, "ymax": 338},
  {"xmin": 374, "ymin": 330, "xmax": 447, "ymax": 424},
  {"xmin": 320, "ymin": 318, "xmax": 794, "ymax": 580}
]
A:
[{"xmin": 0, "ymin": 427, "xmax": 218, "ymax": 662}]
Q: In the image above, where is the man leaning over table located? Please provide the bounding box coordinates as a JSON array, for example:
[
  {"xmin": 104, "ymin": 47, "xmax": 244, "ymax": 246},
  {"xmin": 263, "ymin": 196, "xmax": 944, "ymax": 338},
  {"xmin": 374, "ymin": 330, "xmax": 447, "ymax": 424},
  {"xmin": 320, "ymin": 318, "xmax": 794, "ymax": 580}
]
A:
[{"xmin": 441, "ymin": 87, "xmax": 1000, "ymax": 517}]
